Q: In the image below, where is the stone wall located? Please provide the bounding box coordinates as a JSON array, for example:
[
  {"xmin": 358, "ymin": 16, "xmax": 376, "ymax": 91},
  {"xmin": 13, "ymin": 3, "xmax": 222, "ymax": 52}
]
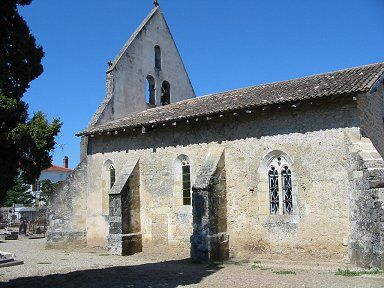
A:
[
  {"xmin": 346, "ymin": 130, "xmax": 384, "ymax": 269},
  {"xmin": 46, "ymin": 160, "xmax": 87, "ymax": 248},
  {"xmin": 357, "ymin": 82, "xmax": 384, "ymax": 157},
  {"xmin": 84, "ymin": 96, "xmax": 361, "ymax": 262}
]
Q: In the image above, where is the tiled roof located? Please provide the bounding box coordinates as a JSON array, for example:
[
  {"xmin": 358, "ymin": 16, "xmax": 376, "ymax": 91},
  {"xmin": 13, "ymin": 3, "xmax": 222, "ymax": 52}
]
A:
[
  {"xmin": 42, "ymin": 165, "xmax": 73, "ymax": 173},
  {"xmin": 78, "ymin": 62, "xmax": 384, "ymax": 136}
]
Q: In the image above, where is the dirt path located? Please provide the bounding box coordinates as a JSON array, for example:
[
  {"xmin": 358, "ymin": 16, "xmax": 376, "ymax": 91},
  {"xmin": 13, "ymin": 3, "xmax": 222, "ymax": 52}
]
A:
[{"xmin": 1, "ymin": 238, "xmax": 383, "ymax": 288}]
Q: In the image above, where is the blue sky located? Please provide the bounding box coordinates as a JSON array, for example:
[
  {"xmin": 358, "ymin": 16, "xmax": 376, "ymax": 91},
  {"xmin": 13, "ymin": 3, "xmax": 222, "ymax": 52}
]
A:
[{"xmin": 19, "ymin": 0, "xmax": 384, "ymax": 168}]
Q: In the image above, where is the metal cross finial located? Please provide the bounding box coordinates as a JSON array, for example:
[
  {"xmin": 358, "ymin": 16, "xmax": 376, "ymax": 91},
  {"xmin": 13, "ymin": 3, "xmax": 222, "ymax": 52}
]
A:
[{"xmin": 153, "ymin": 0, "xmax": 159, "ymax": 7}]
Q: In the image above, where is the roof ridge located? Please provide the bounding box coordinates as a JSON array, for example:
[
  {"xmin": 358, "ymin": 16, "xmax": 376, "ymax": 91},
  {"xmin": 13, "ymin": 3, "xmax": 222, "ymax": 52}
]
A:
[
  {"xmin": 106, "ymin": 6, "xmax": 160, "ymax": 73},
  {"xmin": 78, "ymin": 62, "xmax": 384, "ymax": 136},
  {"xmin": 198, "ymin": 62, "xmax": 384, "ymax": 98},
  {"xmin": 43, "ymin": 164, "xmax": 73, "ymax": 172},
  {"xmin": 123, "ymin": 62, "xmax": 384, "ymax": 109}
]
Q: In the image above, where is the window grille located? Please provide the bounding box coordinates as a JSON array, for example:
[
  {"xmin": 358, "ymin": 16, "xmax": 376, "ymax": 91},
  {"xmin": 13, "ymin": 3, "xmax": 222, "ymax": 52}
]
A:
[
  {"xmin": 281, "ymin": 166, "xmax": 293, "ymax": 214},
  {"xmin": 269, "ymin": 167, "xmax": 279, "ymax": 214},
  {"xmin": 267, "ymin": 155, "xmax": 294, "ymax": 215}
]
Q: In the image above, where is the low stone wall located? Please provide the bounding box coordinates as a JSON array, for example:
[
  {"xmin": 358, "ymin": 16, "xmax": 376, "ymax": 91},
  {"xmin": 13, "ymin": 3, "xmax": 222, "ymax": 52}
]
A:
[{"xmin": 46, "ymin": 160, "xmax": 88, "ymax": 248}]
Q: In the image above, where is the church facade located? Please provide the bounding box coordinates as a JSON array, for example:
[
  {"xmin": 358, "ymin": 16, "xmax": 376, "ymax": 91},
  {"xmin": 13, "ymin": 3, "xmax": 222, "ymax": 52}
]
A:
[{"xmin": 46, "ymin": 6, "xmax": 384, "ymax": 268}]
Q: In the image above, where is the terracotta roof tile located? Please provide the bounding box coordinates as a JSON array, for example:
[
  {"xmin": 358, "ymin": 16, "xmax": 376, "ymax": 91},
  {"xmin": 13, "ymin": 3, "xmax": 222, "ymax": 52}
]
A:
[
  {"xmin": 78, "ymin": 62, "xmax": 384, "ymax": 136},
  {"xmin": 42, "ymin": 165, "xmax": 73, "ymax": 173}
]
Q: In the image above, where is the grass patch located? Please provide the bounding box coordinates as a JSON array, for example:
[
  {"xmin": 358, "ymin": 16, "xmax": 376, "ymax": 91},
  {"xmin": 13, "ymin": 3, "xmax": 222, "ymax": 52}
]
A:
[
  {"xmin": 251, "ymin": 260, "xmax": 263, "ymax": 269},
  {"xmin": 37, "ymin": 262, "xmax": 52, "ymax": 265},
  {"xmin": 98, "ymin": 253, "xmax": 110, "ymax": 256},
  {"xmin": 250, "ymin": 261, "xmax": 271, "ymax": 270},
  {"xmin": 335, "ymin": 268, "xmax": 382, "ymax": 277},
  {"xmin": 273, "ymin": 270, "xmax": 296, "ymax": 275}
]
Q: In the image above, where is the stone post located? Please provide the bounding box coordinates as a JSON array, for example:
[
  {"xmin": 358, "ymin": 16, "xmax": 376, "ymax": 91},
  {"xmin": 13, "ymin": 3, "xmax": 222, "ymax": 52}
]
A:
[
  {"xmin": 190, "ymin": 151, "xmax": 229, "ymax": 262},
  {"xmin": 108, "ymin": 160, "xmax": 142, "ymax": 256}
]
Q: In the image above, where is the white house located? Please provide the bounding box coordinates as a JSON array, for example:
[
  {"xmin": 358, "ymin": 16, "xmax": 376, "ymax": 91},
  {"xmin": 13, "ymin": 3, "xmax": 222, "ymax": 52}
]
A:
[{"xmin": 31, "ymin": 156, "xmax": 73, "ymax": 206}]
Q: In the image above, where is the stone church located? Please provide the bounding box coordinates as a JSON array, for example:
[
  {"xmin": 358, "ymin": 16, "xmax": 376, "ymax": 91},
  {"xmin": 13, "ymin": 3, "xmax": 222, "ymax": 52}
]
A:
[{"xmin": 47, "ymin": 5, "xmax": 384, "ymax": 269}]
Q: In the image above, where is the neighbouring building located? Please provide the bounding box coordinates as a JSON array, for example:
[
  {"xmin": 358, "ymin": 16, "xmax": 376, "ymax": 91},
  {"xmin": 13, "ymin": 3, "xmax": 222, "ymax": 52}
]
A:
[
  {"xmin": 31, "ymin": 157, "xmax": 73, "ymax": 206},
  {"xmin": 46, "ymin": 5, "xmax": 384, "ymax": 269}
]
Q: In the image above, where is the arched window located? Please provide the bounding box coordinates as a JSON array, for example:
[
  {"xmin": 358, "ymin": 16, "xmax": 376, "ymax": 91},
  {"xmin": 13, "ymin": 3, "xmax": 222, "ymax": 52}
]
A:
[
  {"xmin": 109, "ymin": 165, "xmax": 116, "ymax": 189},
  {"xmin": 182, "ymin": 160, "xmax": 191, "ymax": 205},
  {"xmin": 266, "ymin": 156, "xmax": 293, "ymax": 215},
  {"xmin": 154, "ymin": 45, "xmax": 161, "ymax": 70},
  {"xmin": 145, "ymin": 75, "xmax": 155, "ymax": 106},
  {"xmin": 161, "ymin": 81, "xmax": 170, "ymax": 106}
]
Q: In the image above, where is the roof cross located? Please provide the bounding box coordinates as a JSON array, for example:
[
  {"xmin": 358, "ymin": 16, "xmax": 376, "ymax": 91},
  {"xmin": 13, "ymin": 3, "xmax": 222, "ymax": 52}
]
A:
[{"xmin": 154, "ymin": 0, "xmax": 159, "ymax": 7}]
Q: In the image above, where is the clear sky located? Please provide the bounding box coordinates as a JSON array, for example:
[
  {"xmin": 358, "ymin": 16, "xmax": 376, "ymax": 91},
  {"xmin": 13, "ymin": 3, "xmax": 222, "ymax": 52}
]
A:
[{"xmin": 19, "ymin": 0, "xmax": 384, "ymax": 169}]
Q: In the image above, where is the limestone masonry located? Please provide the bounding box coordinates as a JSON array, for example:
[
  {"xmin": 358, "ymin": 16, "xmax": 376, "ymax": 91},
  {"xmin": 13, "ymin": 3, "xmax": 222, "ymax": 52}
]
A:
[{"xmin": 46, "ymin": 6, "xmax": 384, "ymax": 269}]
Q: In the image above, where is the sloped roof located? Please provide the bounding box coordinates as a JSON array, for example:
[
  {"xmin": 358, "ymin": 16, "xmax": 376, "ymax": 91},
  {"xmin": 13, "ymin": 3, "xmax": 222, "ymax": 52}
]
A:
[
  {"xmin": 42, "ymin": 165, "xmax": 72, "ymax": 173},
  {"xmin": 78, "ymin": 62, "xmax": 384, "ymax": 136}
]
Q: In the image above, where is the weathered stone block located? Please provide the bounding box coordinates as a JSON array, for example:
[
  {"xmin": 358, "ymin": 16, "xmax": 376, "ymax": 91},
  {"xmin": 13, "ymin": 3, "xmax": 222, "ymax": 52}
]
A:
[
  {"xmin": 365, "ymin": 169, "xmax": 384, "ymax": 188},
  {"xmin": 108, "ymin": 233, "xmax": 142, "ymax": 256},
  {"xmin": 122, "ymin": 233, "xmax": 143, "ymax": 255}
]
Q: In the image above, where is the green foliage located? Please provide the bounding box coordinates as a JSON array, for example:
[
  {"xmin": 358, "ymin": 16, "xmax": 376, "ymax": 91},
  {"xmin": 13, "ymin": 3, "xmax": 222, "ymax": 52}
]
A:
[
  {"xmin": 40, "ymin": 179, "xmax": 59, "ymax": 203},
  {"xmin": 13, "ymin": 112, "xmax": 62, "ymax": 184},
  {"xmin": 0, "ymin": 0, "xmax": 43, "ymax": 100},
  {"xmin": 335, "ymin": 268, "xmax": 382, "ymax": 277},
  {"xmin": 0, "ymin": 0, "xmax": 62, "ymax": 204},
  {"xmin": 3, "ymin": 176, "xmax": 33, "ymax": 206}
]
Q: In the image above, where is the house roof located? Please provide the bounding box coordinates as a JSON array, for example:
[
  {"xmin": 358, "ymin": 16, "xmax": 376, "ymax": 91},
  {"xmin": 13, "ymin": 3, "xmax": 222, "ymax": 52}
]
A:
[
  {"xmin": 78, "ymin": 62, "xmax": 384, "ymax": 136},
  {"xmin": 42, "ymin": 165, "xmax": 72, "ymax": 173}
]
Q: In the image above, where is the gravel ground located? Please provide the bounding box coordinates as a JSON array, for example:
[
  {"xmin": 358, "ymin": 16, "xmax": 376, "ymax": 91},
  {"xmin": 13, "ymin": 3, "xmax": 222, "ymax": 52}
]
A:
[{"xmin": 0, "ymin": 237, "xmax": 383, "ymax": 288}]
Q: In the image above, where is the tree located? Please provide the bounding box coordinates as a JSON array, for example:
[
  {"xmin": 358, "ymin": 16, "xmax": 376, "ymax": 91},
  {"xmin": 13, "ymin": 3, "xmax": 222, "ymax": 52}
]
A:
[
  {"xmin": 3, "ymin": 176, "xmax": 33, "ymax": 207},
  {"xmin": 40, "ymin": 179, "xmax": 58, "ymax": 204},
  {"xmin": 0, "ymin": 0, "xmax": 62, "ymax": 204}
]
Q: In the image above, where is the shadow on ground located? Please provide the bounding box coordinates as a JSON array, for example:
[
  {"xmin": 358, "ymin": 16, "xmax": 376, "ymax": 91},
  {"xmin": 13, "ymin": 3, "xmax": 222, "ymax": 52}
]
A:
[{"xmin": 2, "ymin": 259, "xmax": 221, "ymax": 288}]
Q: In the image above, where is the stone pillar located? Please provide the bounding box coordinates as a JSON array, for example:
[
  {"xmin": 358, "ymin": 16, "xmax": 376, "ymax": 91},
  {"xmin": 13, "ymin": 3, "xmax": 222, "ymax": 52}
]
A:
[
  {"xmin": 191, "ymin": 151, "xmax": 229, "ymax": 262},
  {"xmin": 346, "ymin": 133, "xmax": 384, "ymax": 269},
  {"xmin": 108, "ymin": 160, "xmax": 142, "ymax": 256}
]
